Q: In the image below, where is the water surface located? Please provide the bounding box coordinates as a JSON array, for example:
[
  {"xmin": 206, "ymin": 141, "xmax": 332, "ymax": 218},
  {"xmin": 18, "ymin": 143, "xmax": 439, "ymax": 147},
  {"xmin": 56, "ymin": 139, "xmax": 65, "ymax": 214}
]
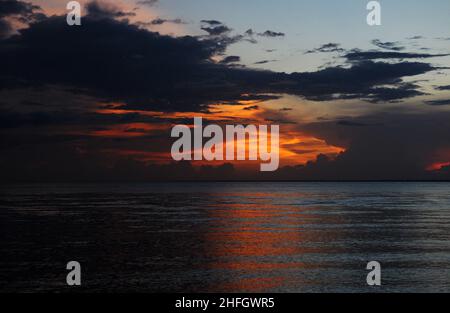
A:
[{"xmin": 1, "ymin": 182, "xmax": 450, "ymax": 292}]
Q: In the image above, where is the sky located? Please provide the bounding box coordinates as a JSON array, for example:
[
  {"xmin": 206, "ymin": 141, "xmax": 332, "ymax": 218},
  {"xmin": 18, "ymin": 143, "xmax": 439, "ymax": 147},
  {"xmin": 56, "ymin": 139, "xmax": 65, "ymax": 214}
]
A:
[{"xmin": 1, "ymin": 0, "xmax": 450, "ymax": 181}]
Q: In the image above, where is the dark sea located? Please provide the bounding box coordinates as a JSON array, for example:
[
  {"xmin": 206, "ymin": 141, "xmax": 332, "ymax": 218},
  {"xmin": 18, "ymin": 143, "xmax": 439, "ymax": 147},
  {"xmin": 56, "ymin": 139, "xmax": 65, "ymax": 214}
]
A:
[{"xmin": 1, "ymin": 182, "xmax": 450, "ymax": 293}]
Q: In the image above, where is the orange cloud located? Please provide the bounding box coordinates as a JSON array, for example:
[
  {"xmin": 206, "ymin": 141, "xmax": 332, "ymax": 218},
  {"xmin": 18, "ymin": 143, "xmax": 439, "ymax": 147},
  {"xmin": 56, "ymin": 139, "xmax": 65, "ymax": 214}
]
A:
[{"xmin": 94, "ymin": 99, "xmax": 345, "ymax": 168}]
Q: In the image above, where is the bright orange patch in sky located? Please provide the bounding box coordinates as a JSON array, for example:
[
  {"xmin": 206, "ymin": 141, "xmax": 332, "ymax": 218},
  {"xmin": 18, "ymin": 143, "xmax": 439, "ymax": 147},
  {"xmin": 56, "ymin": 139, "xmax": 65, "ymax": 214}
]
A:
[{"xmin": 93, "ymin": 99, "xmax": 345, "ymax": 167}]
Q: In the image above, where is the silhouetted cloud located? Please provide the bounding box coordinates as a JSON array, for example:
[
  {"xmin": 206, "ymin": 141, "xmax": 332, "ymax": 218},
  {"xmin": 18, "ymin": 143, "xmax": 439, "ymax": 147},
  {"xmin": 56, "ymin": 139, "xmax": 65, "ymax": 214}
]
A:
[
  {"xmin": 305, "ymin": 43, "xmax": 344, "ymax": 54},
  {"xmin": 365, "ymin": 83, "xmax": 427, "ymax": 103},
  {"xmin": 0, "ymin": 0, "xmax": 39, "ymax": 18},
  {"xmin": 254, "ymin": 59, "xmax": 277, "ymax": 64},
  {"xmin": 200, "ymin": 19, "xmax": 231, "ymax": 35},
  {"xmin": 86, "ymin": 0, "xmax": 135, "ymax": 19},
  {"xmin": 371, "ymin": 39, "xmax": 405, "ymax": 51},
  {"xmin": 220, "ymin": 55, "xmax": 240, "ymax": 64},
  {"xmin": 258, "ymin": 30, "xmax": 285, "ymax": 37},
  {"xmin": 244, "ymin": 28, "xmax": 284, "ymax": 38},
  {"xmin": 345, "ymin": 50, "xmax": 450, "ymax": 61},
  {"xmin": 149, "ymin": 17, "xmax": 186, "ymax": 25},
  {"xmin": 0, "ymin": 9, "xmax": 438, "ymax": 110},
  {"xmin": 287, "ymin": 61, "xmax": 434, "ymax": 103},
  {"xmin": 426, "ymin": 99, "xmax": 450, "ymax": 106},
  {"xmin": 0, "ymin": 0, "xmax": 44, "ymax": 38},
  {"xmin": 201, "ymin": 25, "xmax": 231, "ymax": 35},
  {"xmin": 244, "ymin": 28, "xmax": 254, "ymax": 36},
  {"xmin": 0, "ymin": 105, "xmax": 163, "ymax": 129},
  {"xmin": 337, "ymin": 120, "xmax": 369, "ymax": 127},
  {"xmin": 200, "ymin": 19, "xmax": 223, "ymax": 26}
]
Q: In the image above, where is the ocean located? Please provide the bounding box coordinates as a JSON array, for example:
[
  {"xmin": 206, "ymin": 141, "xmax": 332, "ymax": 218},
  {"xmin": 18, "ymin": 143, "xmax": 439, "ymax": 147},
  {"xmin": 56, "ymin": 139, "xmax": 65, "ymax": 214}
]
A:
[{"xmin": 1, "ymin": 182, "xmax": 450, "ymax": 292}]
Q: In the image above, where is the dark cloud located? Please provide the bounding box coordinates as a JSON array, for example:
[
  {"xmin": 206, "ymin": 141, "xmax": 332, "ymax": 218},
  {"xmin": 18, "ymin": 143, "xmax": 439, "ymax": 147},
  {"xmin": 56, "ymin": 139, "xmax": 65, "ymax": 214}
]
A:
[
  {"xmin": 201, "ymin": 25, "xmax": 231, "ymax": 36},
  {"xmin": 0, "ymin": 109, "xmax": 76, "ymax": 128},
  {"xmin": 0, "ymin": 3, "xmax": 442, "ymax": 132},
  {"xmin": 0, "ymin": 13, "xmax": 226, "ymax": 111},
  {"xmin": 244, "ymin": 28, "xmax": 254, "ymax": 36},
  {"xmin": 337, "ymin": 120, "xmax": 369, "ymax": 127},
  {"xmin": 426, "ymin": 99, "xmax": 450, "ymax": 106},
  {"xmin": 0, "ymin": 0, "xmax": 43, "ymax": 38},
  {"xmin": 199, "ymin": 21, "xmax": 254, "ymax": 49},
  {"xmin": 0, "ymin": 106, "xmax": 163, "ymax": 129},
  {"xmin": 243, "ymin": 105, "xmax": 259, "ymax": 111},
  {"xmin": 0, "ymin": 9, "xmax": 438, "ymax": 111},
  {"xmin": 219, "ymin": 55, "xmax": 240, "ymax": 64},
  {"xmin": 200, "ymin": 20, "xmax": 223, "ymax": 26},
  {"xmin": 287, "ymin": 61, "xmax": 434, "ymax": 103},
  {"xmin": 198, "ymin": 20, "xmax": 257, "ymax": 48},
  {"xmin": 305, "ymin": 43, "xmax": 344, "ymax": 54},
  {"xmin": 371, "ymin": 39, "xmax": 405, "ymax": 51},
  {"xmin": 258, "ymin": 30, "xmax": 285, "ymax": 37},
  {"xmin": 345, "ymin": 50, "xmax": 450, "ymax": 61},
  {"xmin": 149, "ymin": 18, "xmax": 186, "ymax": 25},
  {"xmin": 254, "ymin": 59, "xmax": 277, "ymax": 65},
  {"xmin": 365, "ymin": 83, "xmax": 426, "ymax": 103},
  {"xmin": 86, "ymin": 0, "xmax": 136, "ymax": 19},
  {"xmin": 435, "ymin": 85, "xmax": 450, "ymax": 91},
  {"xmin": 245, "ymin": 29, "xmax": 284, "ymax": 39},
  {"xmin": 200, "ymin": 19, "xmax": 232, "ymax": 36},
  {"xmin": 0, "ymin": 0, "xmax": 39, "ymax": 17}
]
